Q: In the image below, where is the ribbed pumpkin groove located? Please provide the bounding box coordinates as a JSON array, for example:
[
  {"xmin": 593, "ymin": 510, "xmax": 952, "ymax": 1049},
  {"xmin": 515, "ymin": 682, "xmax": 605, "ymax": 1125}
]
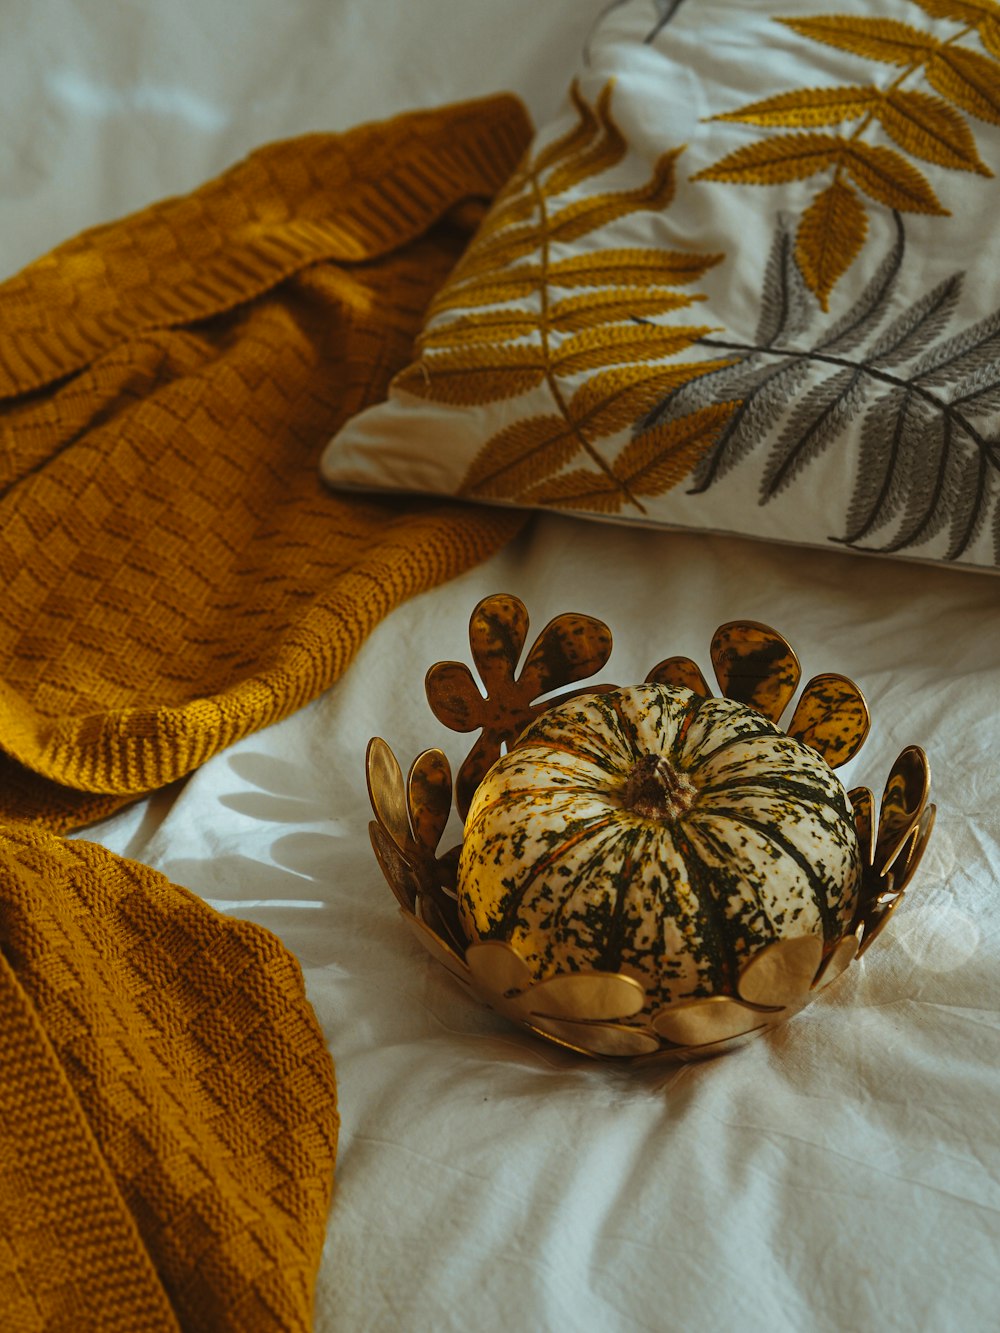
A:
[{"xmin": 457, "ymin": 683, "xmax": 863, "ymax": 1015}]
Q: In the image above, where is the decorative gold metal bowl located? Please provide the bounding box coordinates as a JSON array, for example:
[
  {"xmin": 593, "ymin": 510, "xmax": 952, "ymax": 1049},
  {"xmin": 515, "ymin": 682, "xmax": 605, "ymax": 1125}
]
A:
[{"xmin": 366, "ymin": 594, "xmax": 934, "ymax": 1062}]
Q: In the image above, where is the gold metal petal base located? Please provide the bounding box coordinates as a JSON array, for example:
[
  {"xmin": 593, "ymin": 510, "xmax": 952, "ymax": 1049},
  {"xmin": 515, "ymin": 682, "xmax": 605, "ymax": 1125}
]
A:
[{"xmin": 366, "ymin": 601, "xmax": 934, "ymax": 1063}]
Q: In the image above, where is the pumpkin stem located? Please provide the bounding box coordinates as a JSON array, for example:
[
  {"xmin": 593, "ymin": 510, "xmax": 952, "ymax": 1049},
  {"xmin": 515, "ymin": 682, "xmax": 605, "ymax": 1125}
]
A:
[{"xmin": 622, "ymin": 754, "xmax": 696, "ymax": 822}]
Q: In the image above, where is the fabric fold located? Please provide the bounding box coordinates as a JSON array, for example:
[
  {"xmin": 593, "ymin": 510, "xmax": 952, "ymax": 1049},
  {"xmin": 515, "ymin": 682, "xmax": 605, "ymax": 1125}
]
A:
[
  {"xmin": 0, "ymin": 94, "xmax": 534, "ymax": 1329},
  {"xmin": 0, "ymin": 96, "xmax": 532, "ymax": 828},
  {"xmin": 0, "ymin": 97, "xmax": 532, "ymax": 400},
  {"xmin": 0, "ymin": 824, "xmax": 338, "ymax": 1332}
]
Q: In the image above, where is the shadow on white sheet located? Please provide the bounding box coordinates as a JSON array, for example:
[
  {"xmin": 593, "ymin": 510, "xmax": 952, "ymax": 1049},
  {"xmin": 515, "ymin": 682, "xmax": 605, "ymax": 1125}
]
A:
[{"xmin": 77, "ymin": 515, "xmax": 1000, "ymax": 1333}]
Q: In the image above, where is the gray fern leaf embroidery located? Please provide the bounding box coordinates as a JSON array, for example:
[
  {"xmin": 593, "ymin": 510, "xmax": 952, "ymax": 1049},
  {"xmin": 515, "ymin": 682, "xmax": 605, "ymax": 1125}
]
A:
[
  {"xmin": 585, "ymin": 0, "xmax": 690, "ymax": 64},
  {"xmin": 637, "ymin": 212, "xmax": 1000, "ymax": 563}
]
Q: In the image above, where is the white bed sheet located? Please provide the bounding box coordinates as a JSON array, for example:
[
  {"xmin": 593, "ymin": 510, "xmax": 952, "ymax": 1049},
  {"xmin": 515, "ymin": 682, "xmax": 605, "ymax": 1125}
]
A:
[{"xmin": 14, "ymin": 1, "xmax": 1000, "ymax": 1329}]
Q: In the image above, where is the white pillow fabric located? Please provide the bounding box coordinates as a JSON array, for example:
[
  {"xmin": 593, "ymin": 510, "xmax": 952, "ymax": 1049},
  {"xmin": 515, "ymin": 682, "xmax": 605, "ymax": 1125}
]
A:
[{"xmin": 322, "ymin": 0, "xmax": 1000, "ymax": 573}]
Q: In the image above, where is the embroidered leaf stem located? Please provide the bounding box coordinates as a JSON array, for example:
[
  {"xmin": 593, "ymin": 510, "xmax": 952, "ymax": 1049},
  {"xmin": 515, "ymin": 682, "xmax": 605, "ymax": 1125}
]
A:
[
  {"xmin": 393, "ymin": 81, "xmax": 729, "ymax": 514},
  {"xmin": 694, "ymin": 1, "xmax": 1000, "ymax": 306},
  {"xmin": 637, "ymin": 213, "xmax": 1000, "ymax": 562}
]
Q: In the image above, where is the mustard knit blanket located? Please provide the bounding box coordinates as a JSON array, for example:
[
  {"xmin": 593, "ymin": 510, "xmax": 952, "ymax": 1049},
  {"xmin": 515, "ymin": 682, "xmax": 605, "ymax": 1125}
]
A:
[{"xmin": 0, "ymin": 96, "xmax": 532, "ymax": 1329}]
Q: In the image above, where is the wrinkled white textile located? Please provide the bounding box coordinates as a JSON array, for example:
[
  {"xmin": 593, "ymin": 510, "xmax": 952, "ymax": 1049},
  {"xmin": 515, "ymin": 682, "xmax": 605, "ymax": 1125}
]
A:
[{"xmin": 13, "ymin": 1, "xmax": 1000, "ymax": 1330}]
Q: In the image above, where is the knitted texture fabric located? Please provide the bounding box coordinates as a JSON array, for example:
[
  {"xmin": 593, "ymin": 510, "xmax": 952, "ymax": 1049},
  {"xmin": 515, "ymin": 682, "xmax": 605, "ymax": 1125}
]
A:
[
  {"xmin": 0, "ymin": 824, "xmax": 339, "ymax": 1332},
  {"xmin": 0, "ymin": 97, "xmax": 534, "ymax": 1328},
  {"xmin": 0, "ymin": 94, "xmax": 532, "ymax": 831}
]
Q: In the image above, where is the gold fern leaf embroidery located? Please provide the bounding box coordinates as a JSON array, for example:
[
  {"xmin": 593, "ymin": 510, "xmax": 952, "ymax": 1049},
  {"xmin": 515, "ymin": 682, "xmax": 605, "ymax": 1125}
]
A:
[
  {"xmin": 696, "ymin": 2, "xmax": 1000, "ymax": 304},
  {"xmin": 796, "ymin": 178, "xmax": 869, "ymax": 307},
  {"xmin": 520, "ymin": 467, "xmax": 624, "ymax": 514},
  {"xmin": 429, "ymin": 264, "xmax": 712, "ymax": 320},
  {"xmin": 610, "ymin": 402, "xmax": 741, "ymax": 498},
  {"xmin": 544, "ymin": 150, "xmax": 682, "ymax": 245},
  {"xmin": 694, "ymin": 132, "xmax": 848, "ymax": 185},
  {"xmin": 545, "ymin": 84, "xmax": 628, "ymax": 195},
  {"xmin": 417, "ymin": 311, "xmax": 542, "ymax": 350},
  {"xmin": 528, "ymin": 80, "xmax": 602, "ymax": 177},
  {"xmin": 908, "ymin": 0, "xmax": 1000, "ymax": 58},
  {"xmin": 442, "ymin": 226, "xmax": 540, "ymax": 286},
  {"xmin": 547, "ymin": 249, "xmax": 722, "ymax": 288},
  {"xmin": 440, "ymin": 89, "xmax": 660, "ymax": 290},
  {"xmin": 428, "ymin": 189, "xmax": 682, "ymax": 307},
  {"xmin": 713, "ymin": 83, "xmax": 992, "ymax": 173},
  {"xmin": 698, "ymin": 133, "xmax": 949, "ymax": 211},
  {"xmin": 548, "ymin": 288, "xmax": 703, "ymax": 332},
  {"xmin": 567, "ymin": 361, "xmax": 734, "ymax": 431},
  {"xmin": 458, "ymin": 361, "xmax": 737, "ymax": 501},
  {"xmin": 549, "ymin": 324, "xmax": 715, "ymax": 377},
  {"xmin": 839, "ymin": 140, "xmax": 948, "ymax": 210},
  {"xmin": 520, "ymin": 402, "xmax": 739, "ymax": 512},
  {"xmin": 778, "ymin": 15, "xmax": 942, "ymax": 66},
  {"xmin": 711, "ymin": 85, "xmax": 881, "ymax": 127},
  {"xmin": 460, "ymin": 415, "xmax": 581, "ymax": 498},
  {"xmin": 925, "ymin": 45, "xmax": 1000, "ymax": 123},
  {"xmin": 875, "ymin": 89, "xmax": 992, "ymax": 173},
  {"xmin": 695, "ymin": 133, "xmax": 946, "ymax": 212},
  {"xmin": 394, "ymin": 344, "xmax": 546, "ymax": 406},
  {"xmin": 466, "ymin": 85, "xmax": 608, "ymax": 241},
  {"xmin": 393, "ymin": 81, "xmax": 727, "ymax": 514},
  {"xmin": 427, "ymin": 267, "xmax": 543, "ymax": 314}
]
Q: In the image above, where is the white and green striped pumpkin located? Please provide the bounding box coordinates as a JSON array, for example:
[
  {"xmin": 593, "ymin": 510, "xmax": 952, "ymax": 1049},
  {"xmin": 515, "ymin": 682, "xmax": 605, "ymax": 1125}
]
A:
[{"xmin": 457, "ymin": 683, "xmax": 862, "ymax": 1014}]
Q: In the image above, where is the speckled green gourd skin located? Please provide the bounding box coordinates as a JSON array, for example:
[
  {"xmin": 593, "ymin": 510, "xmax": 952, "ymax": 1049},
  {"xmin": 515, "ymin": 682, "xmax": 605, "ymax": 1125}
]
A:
[{"xmin": 457, "ymin": 684, "xmax": 862, "ymax": 1013}]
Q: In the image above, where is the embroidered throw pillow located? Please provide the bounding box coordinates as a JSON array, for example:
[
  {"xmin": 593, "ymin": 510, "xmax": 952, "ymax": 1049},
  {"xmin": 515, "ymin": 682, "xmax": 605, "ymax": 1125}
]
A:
[{"xmin": 321, "ymin": 0, "xmax": 1000, "ymax": 573}]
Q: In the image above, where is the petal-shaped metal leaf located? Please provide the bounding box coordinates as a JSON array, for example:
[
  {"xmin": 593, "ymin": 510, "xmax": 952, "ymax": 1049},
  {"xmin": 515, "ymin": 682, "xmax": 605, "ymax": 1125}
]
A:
[
  {"xmin": 875, "ymin": 746, "xmax": 931, "ymax": 875},
  {"xmin": 671, "ymin": 1027, "xmax": 772, "ymax": 1061},
  {"xmin": 738, "ymin": 935, "xmax": 823, "ymax": 1007},
  {"xmin": 529, "ymin": 971, "xmax": 646, "ymax": 1022},
  {"xmin": 537, "ymin": 682, "xmax": 619, "ymax": 716},
  {"xmin": 369, "ymin": 821, "xmax": 417, "ymax": 912},
  {"xmin": 849, "ymin": 787, "xmax": 876, "ymax": 868},
  {"xmin": 366, "ymin": 736, "xmax": 411, "ymax": 851},
  {"xmin": 454, "ymin": 728, "xmax": 502, "ymax": 821},
  {"xmin": 425, "ymin": 660, "xmax": 486, "ymax": 733},
  {"xmin": 644, "ymin": 655, "xmax": 712, "ymax": 696},
  {"xmin": 517, "ymin": 612, "xmax": 613, "ymax": 701},
  {"xmin": 419, "ymin": 894, "xmax": 468, "ymax": 958},
  {"xmin": 468, "ymin": 593, "xmax": 530, "ymax": 694},
  {"xmin": 787, "ymin": 672, "xmax": 871, "ymax": 768},
  {"xmin": 402, "ymin": 909, "xmax": 471, "ymax": 985},
  {"xmin": 652, "ymin": 995, "xmax": 765, "ymax": 1046},
  {"xmin": 711, "ymin": 621, "xmax": 801, "ymax": 722},
  {"xmin": 892, "ymin": 802, "xmax": 936, "ymax": 896},
  {"xmin": 856, "ymin": 893, "xmax": 905, "ymax": 956},
  {"xmin": 466, "ymin": 939, "xmax": 535, "ymax": 998},
  {"xmin": 812, "ymin": 933, "xmax": 860, "ymax": 991},
  {"xmin": 407, "ymin": 748, "xmax": 453, "ymax": 855},
  {"xmin": 529, "ymin": 1016, "xmax": 661, "ymax": 1058},
  {"xmin": 436, "ymin": 843, "xmax": 462, "ymax": 898},
  {"xmin": 426, "ymin": 596, "xmax": 614, "ymax": 826}
]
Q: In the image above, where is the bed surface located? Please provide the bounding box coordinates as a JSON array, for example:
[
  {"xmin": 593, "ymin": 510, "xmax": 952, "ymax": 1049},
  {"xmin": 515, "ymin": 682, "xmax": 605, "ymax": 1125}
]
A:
[{"xmin": 14, "ymin": 1, "xmax": 1000, "ymax": 1329}]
